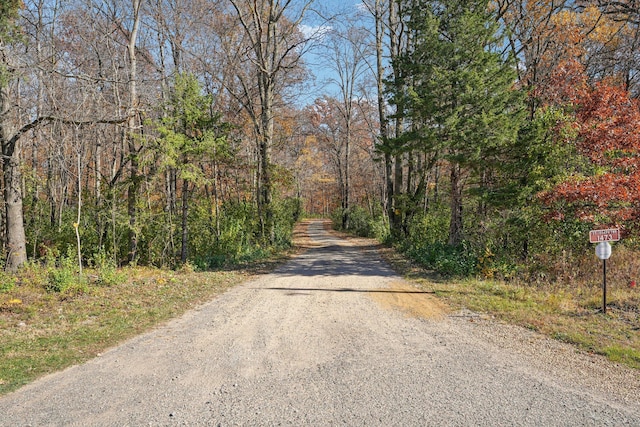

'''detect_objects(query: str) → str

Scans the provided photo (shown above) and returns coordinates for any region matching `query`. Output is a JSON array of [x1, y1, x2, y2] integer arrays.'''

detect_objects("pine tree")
[[156, 73, 230, 264], [391, 0, 524, 246]]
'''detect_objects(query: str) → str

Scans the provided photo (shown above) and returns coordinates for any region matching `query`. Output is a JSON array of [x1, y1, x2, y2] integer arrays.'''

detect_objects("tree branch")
[[4, 115, 128, 158]]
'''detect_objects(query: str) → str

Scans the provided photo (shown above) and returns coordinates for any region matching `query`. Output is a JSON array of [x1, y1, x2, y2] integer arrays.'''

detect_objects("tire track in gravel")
[[0, 219, 638, 426]]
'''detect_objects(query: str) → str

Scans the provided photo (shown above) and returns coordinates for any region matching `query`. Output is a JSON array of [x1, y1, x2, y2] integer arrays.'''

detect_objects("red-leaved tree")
[[540, 60, 640, 228]]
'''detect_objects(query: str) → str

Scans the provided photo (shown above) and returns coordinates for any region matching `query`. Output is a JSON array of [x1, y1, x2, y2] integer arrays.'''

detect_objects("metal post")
[[603, 258, 607, 314]]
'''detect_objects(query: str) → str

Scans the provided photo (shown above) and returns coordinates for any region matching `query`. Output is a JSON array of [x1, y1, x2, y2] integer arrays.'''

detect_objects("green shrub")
[[45, 251, 87, 294], [331, 206, 389, 241], [0, 271, 16, 293], [96, 266, 126, 287], [401, 212, 478, 277], [193, 254, 226, 270], [347, 206, 375, 237], [91, 250, 126, 287], [46, 268, 88, 295], [46, 267, 75, 293], [406, 241, 477, 277]]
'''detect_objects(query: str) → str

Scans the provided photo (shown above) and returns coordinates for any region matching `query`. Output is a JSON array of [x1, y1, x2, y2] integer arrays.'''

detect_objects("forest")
[[1, 0, 639, 283]]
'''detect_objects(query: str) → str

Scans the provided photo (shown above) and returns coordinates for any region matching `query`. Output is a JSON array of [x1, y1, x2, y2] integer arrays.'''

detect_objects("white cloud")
[[299, 24, 333, 40]]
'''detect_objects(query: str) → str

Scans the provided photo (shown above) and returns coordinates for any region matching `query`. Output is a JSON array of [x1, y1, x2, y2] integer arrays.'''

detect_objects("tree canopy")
[[0, 0, 637, 278]]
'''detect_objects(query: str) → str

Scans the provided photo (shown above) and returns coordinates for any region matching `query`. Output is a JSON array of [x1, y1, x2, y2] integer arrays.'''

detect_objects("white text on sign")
[[589, 228, 620, 244]]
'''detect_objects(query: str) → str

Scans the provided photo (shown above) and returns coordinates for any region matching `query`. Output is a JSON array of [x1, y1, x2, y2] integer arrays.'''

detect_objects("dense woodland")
[[1, 0, 639, 279]]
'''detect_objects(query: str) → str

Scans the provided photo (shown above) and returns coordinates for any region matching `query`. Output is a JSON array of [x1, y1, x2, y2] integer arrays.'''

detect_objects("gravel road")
[[1, 219, 639, 426]]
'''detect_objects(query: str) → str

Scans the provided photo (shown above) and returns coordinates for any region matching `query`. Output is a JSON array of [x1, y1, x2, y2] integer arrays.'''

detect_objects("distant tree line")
[[1, 0, 639, 279]]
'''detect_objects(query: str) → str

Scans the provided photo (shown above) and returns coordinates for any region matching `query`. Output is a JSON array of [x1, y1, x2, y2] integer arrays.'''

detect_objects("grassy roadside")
[[375, 243, 640, 370], [322, 221, 639, 370], [0, 253, 290, 397], [1, 219, 637, 397]]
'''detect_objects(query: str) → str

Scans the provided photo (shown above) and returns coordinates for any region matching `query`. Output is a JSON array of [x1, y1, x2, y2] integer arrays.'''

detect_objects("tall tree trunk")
[[0, 3, 27, 271], [342, 125, 351, 230], [385, 152, 394, 229], [388, 0, 406, 238], [392, 151, 403, 231], [369, 0, 392, 227], [1, 139, 27, 271], [448, 163, 463, 246], [0, 75, 27, 271], [180, 179, 189, 264], [258, 35, 275, 243], [126, 0, 142, 263]]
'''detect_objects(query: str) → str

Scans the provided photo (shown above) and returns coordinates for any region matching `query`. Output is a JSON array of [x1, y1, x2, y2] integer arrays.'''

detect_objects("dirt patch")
[[370, 280, 448, 320], [292, 219, 325, 250], [314, 220, 448, 320]]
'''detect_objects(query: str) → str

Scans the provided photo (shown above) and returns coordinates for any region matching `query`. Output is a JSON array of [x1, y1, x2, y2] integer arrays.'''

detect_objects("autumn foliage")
[[541, 60, 640, 227]]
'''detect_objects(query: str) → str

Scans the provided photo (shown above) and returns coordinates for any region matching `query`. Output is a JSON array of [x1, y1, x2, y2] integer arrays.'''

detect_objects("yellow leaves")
[[477, 246, 496, 279], [582, 6, 628, 45], [549, 6, 627, 56], [0, 298, 22, 313], [503, 0, 633, 85]]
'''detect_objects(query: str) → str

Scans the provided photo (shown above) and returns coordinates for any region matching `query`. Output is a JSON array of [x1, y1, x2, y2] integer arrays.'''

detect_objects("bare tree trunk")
[[364, 0, 393, 228], [388, 0, 406, 237], [448, 163, 463, 246], [74, 143, 83, 275], [126, 0, 143, 263], [343, 130, 350, 230], [180, 178, 189, 264], [1, 135, 27, 270], [0, 69, 27, 271], [0, 1, 27, 270]]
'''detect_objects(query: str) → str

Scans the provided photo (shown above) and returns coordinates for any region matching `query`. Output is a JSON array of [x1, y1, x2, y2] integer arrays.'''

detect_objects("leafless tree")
[[226, 0, 316, 241], [320, 19, 374, 229]]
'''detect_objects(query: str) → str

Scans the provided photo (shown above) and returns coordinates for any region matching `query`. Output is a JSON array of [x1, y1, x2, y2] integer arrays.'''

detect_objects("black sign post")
[[595, 241, 612, 314], [602, 258, 607, 314]]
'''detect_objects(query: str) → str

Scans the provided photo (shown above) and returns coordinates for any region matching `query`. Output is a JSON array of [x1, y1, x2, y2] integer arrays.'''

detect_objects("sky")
[[298, 0, 372, 105]]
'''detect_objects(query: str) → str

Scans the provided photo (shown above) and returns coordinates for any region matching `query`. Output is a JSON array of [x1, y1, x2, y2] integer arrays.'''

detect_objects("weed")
[[602, 346, 640, 369], [95, 266, 126, 287], [44, 249, 89, 295], [0, 272, 16, 293], [89, 250, 127, 287]]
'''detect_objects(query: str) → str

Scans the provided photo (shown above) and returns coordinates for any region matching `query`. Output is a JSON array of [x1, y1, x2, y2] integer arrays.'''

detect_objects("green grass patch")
[[0, 265, 266, 396], [602, 346, 640, 369], [377, 242, 640, 371]]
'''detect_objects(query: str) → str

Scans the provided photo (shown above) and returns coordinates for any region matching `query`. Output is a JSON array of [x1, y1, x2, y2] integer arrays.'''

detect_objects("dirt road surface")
[[1, 219, 639, 426]]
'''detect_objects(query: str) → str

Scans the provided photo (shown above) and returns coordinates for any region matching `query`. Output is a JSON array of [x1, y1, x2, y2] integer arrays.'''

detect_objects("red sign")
[[589, 228, 620, 243]]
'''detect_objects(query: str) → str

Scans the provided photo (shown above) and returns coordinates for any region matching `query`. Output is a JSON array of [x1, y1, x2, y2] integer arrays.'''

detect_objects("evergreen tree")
[[156, 73, 230, 264], [391, 0, 524, 246]]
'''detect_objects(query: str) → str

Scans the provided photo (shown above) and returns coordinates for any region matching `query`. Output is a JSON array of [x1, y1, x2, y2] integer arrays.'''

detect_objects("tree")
[[226, 0, 315, 242], [360, 0, 393, 224], [0, 0, 28, 271], [321, 21, 373, 229], [156, 73, 230, 264], [541, 61, 640, 227], [393, 0, 524, 246], [125, 0, 144, 263]]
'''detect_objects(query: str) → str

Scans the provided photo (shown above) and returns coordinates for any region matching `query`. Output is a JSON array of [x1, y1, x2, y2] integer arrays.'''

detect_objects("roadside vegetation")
[[0, 253, 293, 397], [332, 214, 640, 371], [1, 0, 639, 399]]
